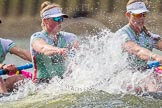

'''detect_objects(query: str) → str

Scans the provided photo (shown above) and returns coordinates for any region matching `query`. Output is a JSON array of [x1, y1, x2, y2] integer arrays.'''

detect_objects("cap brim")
[[130, 10, 150, 14], [48, 14, 68, 18]]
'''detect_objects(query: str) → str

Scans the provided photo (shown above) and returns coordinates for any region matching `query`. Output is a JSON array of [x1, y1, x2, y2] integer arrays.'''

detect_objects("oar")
[[16, 63, 33, 71], [0, 63, 33, 78], [147, 61, 160, 69], [147, 61, 162, 75]]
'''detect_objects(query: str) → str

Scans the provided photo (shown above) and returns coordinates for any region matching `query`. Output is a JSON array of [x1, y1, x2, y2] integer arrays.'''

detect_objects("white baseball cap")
[[126, 2, 149, 14], [41, 7, 68, 19]]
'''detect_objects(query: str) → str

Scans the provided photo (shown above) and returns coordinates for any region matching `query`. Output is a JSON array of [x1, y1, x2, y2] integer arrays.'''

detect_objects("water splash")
[[0, 20, 156, 104]]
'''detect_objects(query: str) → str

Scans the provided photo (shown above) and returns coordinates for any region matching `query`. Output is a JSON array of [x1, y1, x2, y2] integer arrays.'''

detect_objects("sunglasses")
[[52, 17, 64, 22], [131, 13, 147, 18]]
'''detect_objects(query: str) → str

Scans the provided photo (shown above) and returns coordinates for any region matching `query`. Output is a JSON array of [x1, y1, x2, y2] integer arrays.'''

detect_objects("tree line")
[[0, 0, 161, 17]]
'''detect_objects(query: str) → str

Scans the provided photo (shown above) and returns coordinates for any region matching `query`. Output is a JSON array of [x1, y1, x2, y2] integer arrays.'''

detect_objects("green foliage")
[[0, 0, 161, 17]]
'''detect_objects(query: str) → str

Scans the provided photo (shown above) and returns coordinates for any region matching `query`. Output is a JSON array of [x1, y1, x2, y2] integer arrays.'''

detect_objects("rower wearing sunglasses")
[[30, 1, 79, 83], [116, 0, 162, 92]]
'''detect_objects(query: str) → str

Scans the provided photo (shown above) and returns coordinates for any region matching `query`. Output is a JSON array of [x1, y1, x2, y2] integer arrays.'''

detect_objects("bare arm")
[[32, 39, 67, 56], [156, 40, 162, 51], [10, 46, 32, 62], [123, 41, 162, 63]]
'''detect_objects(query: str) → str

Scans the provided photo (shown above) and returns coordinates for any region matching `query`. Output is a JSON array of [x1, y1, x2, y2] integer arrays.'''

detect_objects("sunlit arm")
[[10, 46, 32, 62], [32, 39, 65, 56], [123, 41, 162, 63], [156, 40, 162, 51]]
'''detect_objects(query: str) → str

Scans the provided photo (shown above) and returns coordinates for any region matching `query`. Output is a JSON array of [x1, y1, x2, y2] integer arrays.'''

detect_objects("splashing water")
[[0, 18, 158, 107], [1, 29, 151, 102]]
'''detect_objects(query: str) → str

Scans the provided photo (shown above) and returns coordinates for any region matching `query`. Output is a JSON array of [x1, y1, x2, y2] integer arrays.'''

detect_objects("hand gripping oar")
[[0, 63, 33, 78]]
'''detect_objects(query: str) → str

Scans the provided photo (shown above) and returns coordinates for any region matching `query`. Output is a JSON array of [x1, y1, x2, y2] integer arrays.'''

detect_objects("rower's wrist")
[[150, 53, 154, 61]]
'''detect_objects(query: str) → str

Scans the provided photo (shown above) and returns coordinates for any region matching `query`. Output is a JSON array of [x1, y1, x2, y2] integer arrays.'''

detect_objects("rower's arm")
[[10, 46, 32, 62], [32, 39, 66, 56], [156, 40, 162, 51], [123, 41, 162, 62]]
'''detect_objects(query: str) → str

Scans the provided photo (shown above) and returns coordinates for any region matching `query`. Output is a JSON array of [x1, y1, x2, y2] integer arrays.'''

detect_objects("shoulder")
[[30, 31, 45, 45], [0, 38, 16, 52], [31, 32, 43, 38], [60, 31, 77, 38], [115, 25, 129, 34], [115, 25, 134, 42], [0, 38, 13, 44], [31, 31, 45, 41], [148, 31, 161, 40], [0, 38, 15, 47], [60, 31, 77, 41], [115, 25, 132, 38]]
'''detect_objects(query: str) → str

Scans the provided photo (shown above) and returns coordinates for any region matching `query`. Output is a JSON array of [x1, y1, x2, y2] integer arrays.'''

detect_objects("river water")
[[1, 18, 162, 108]]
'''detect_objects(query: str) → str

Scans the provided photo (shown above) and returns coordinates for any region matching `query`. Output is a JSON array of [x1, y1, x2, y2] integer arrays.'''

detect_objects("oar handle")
[[147, 61, 162, 75], [0, 63, 33, 75], [147, 61, 160, 69], [17, 63, 33, 70]]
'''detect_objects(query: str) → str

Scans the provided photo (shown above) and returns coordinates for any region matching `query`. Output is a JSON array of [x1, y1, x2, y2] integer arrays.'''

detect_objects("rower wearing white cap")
[[116, 0, 162, 92], [0, 20, 32, 94], [30, 1, 79, 83]]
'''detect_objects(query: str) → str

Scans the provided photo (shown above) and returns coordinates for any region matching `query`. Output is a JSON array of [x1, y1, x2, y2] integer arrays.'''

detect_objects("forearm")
[[32, 39, 64, 56], [19, 50, 32, 62], [123, 41, 153, 61], [40, 45, 61, 56], [10, 47, 32, 62], [125, 44, 162, 62], [134, 48, 152, 61]]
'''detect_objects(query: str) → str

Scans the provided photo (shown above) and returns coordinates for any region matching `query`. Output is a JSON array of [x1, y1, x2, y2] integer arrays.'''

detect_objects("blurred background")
[[1, 1, 162, 107], [0, 0, 162, 38]]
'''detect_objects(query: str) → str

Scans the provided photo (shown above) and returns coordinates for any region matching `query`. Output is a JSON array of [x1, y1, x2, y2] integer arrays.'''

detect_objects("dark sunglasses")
[[52, 17, 64, 22], [131, 12, 147, 18]]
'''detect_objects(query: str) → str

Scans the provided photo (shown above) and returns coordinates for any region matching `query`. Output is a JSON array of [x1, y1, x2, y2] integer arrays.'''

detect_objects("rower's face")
[[44, 17, 63, 34], [128, 12, 147, 30], [48, 19, 61, 33]]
